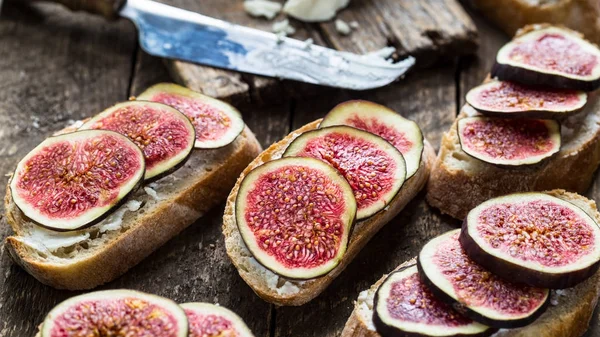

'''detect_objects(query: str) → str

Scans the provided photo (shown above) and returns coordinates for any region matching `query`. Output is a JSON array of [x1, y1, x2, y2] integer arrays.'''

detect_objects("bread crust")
[[222, 120, 435, 306], [468, 0, 600, 44], [342, 190, 600, 337], [5, 127, 262, 290], [428, 60, 600, 220]]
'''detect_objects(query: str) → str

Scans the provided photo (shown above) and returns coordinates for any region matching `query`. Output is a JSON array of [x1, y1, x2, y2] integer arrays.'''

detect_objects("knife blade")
[[14, 0, 415, 89], [120, 0, 414, 90]]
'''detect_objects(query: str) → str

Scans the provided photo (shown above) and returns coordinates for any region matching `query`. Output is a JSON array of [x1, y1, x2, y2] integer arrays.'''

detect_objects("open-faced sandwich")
[[35, 289, 255, 337], [223, 100, 435, 306], [5, 83, 261, 290], [427, 24, 600, 219], [343, 190, 600, 337]]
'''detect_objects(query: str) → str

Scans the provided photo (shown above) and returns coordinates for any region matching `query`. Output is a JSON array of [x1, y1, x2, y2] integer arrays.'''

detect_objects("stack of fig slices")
[[9, 83, 244, 232], [38, 289, 255, 337], [373, 191, 600, 337], [459, 25, 600, 167], [235, 100, 424, 280]]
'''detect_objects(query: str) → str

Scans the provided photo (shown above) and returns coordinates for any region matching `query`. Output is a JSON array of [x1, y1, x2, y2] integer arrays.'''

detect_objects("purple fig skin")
[[491, 62, 600, 92], [373, 265, 497, 337], [459, 220, 600, 289], [416, 258, 549, 329]]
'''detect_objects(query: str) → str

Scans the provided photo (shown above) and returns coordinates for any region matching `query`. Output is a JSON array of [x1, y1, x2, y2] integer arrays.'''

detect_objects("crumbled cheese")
[[246, 257, 302, 295], [243, 0, 282, 20], [144, 186, 162, 201], [272, 19, 296, 36], [283, 0, 351, 22], [303, 38, 314, 50], [97, 200, 142, 233], [349, 21, 359, 29], [335, 19, 352, 35], [24, 227, 90, 252]]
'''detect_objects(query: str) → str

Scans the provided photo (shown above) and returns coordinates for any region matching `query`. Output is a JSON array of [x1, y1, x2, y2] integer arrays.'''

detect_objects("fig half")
[[284, 126, 406, 220], [10, 130, 145, 232], [373, 264, 494, 337], [181, 303, 255, 337], [460, 193, 600, 289], [136, 83, 245, 149], [457, 117, 560, 167], [40, 289, 188, 337], [320, 100, 424, 179], [235, 157, 357, 279], [418, 229, 549, 328], [80, 101, 196, 181], [465, 81, 587, 119], [493, 26, 600, 91]]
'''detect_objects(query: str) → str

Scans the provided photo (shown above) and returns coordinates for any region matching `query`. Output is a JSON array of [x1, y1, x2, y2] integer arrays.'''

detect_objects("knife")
[[12, 0, 415, 90]]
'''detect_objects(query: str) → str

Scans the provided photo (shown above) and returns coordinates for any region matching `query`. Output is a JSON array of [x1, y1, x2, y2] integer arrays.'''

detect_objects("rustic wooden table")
[[0, 1, 598, 336]]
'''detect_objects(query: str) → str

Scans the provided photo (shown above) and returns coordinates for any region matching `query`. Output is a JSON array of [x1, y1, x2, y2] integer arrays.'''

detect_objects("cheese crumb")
[[243, 0, 282, 20], [335, 19, 351, 35], [272, 19, 296, 36], [283, 0, 351, 22]]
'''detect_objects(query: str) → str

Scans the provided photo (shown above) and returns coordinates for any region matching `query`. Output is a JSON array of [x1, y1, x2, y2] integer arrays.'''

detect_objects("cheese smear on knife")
[[283, 0, 351, 22]]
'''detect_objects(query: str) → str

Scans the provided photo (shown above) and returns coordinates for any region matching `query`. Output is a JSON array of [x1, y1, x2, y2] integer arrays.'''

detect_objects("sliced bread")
[[222, 120, 436, 306], [468, 0, 600, 44], [343, 189, 600, 337], [4, 123, 261, 290], [427, 89, 600, 219]]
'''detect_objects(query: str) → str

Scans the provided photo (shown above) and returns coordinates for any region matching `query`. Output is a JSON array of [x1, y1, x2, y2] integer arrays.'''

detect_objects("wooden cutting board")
[[159, 0, 479, 105]]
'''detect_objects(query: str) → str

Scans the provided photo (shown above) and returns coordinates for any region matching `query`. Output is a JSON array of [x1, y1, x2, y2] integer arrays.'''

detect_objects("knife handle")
[[20, 0, 126, 19]]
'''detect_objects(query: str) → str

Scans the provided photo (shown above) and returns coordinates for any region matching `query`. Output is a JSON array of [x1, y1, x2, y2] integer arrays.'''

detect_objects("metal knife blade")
[[120, 0, 415, 90]]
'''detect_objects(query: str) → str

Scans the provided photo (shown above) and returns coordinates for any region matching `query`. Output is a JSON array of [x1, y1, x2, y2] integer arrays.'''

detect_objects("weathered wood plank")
[[0, 3, 137, 336], [161, 0, 477, 104], [275, 65, 458, 337]]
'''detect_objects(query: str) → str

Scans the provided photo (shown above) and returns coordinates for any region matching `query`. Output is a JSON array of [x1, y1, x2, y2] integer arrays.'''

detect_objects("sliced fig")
[[181, 303, 255, 337], [283, 126, 406, 220], [40, 289, 188, 337], [418, 229, 549, 328], [136, 83, 245, 149], [373, 264, 494, 337], [235, 157, 356, 279], [460, 193, 600, 289], [10, 130, 145, 231], [465, 80, 587, 119], [493, 26, 600, 91], [457, 116, 560, 167], [80, 101, 195, 181], [320, 100, 424, 179]]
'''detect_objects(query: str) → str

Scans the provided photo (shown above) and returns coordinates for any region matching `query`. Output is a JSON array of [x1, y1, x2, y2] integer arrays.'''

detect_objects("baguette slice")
[[427, 87, 600, 219], [4, 123, 261, 290], [343, 189, 600, 337], [468, 0, 600, 44], [223, 120, 436, 306]]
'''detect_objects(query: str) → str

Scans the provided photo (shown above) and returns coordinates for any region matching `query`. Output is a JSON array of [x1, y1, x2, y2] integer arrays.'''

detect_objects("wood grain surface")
[[0, 1, 598, 337], [156, 0, 478, 105]]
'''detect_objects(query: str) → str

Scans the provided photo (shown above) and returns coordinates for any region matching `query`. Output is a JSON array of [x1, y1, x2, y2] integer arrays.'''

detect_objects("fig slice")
[[374, 264, 495, 337], [418, 229, 550, 328], [465, 80, 587, 119], [10, 130, 145, 232], [460, 193, 600, 289], [457, 116, 560, 167], [320, 100, 424, 179], [136, 83, 245, 149], [40, 289, 188, 337], [80, 101, 195, 181], [283, 126, 407, 220], [181, 303, 255, 337], [235, 157, 356, 279], [493, 26, 600, 91]]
